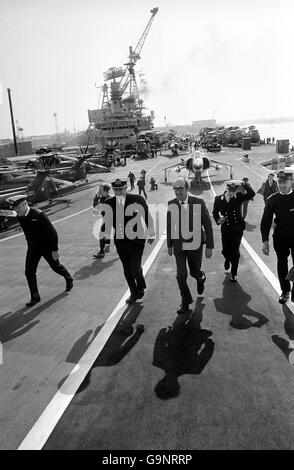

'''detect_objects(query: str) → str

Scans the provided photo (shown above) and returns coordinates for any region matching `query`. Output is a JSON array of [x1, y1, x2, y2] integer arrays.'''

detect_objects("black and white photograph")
[[1, 0, 294, 453]]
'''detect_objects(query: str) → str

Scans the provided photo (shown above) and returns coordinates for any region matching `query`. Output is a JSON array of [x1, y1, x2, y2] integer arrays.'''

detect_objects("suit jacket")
[[167, 195, 214, 253], [263, 179, 279, 202], [103, 193, 154, 245]]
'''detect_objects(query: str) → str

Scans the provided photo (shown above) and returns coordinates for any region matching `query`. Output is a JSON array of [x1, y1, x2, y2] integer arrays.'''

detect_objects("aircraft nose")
[[193, 157, 203, 170]]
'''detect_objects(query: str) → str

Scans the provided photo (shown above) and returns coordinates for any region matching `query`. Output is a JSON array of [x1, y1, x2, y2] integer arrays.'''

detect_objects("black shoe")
[[26, 296, 41, 307], [224, 259, 230, 270], [126, 293, 138, 304], [65, 278, 73, 292], [279, 291, 290, 304], [93, 250, 105, 259], [177, 303, 189, 314], [197, 272, 206, 295], [136, 289, 145, 299], [230, 275, 237, 283], [291, 290, 294, 303]]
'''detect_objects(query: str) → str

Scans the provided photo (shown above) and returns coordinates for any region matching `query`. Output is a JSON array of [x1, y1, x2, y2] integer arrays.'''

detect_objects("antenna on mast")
[[53, 112, 61, 146], [7, 88, 18, 155]]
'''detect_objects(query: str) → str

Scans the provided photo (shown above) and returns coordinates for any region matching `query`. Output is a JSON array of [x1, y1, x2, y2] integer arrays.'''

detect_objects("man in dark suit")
[[102, 179, 155, 304], [262, 173, 279, 204], [7, 194, 73, 307], [167, 177, 214, 314], [213, 180, 255, 282]]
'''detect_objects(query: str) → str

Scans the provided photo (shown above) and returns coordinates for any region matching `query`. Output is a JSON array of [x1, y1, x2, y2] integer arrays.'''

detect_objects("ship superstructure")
[[87, 7, 158, 150]]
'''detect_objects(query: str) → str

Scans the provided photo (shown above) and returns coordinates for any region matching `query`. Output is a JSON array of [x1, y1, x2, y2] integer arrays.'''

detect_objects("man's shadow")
[[272, 305, 294, 362], [65, 325, 104, 364], [0, 292, 68, 343], [58, 303, 145, 394], [152, 298, 214, 400], [213, 275, 269, 329], [73, 257, 119, 280]]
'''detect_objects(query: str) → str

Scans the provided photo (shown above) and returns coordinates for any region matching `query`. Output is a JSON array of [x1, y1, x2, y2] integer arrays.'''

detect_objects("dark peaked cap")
[[111, 178, 127, 188], [7, 194, 27, 207], [225, 180, 242, 189], [277, 170, 293, 181]]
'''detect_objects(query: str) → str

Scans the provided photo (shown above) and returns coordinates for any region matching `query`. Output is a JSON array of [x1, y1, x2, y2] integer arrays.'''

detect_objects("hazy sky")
[[0, 0, 294, 139]]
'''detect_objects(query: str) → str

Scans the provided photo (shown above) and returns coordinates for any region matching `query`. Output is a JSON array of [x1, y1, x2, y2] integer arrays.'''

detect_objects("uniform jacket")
[[128, 173, 135, 182], [167, 195, 214, 253], [137, 179, 145, 189], [103, 193, 154, 245], [260, 191, 294, 242], [212, 183, 255, 231], [17, 208, 58, 251]]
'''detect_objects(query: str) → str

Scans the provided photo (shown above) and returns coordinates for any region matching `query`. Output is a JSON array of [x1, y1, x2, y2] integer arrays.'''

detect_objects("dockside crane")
[[119, 7, 159, 100]]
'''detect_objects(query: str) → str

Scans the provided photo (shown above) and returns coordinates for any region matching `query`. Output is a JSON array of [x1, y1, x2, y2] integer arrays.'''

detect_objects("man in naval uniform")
[[102, 179, 155, 304], [7, 195, 73, 307], [167, 177, 214, 314], [92, 182, 112, 259], [260, 170, 294, 304], [213, 180, 255, 282]]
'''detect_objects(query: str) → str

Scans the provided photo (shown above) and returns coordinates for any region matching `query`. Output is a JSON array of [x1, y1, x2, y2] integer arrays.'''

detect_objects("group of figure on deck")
[[6, 167, 294, 312]]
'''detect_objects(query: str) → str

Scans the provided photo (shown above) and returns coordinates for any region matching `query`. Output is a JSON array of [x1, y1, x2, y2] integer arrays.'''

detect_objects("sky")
[[0, 0, 294, 139]]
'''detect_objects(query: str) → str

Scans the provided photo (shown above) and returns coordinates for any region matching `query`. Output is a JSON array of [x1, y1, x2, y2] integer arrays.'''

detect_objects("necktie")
[[180, 201, 188, 237], [117, 198, 124, 239]]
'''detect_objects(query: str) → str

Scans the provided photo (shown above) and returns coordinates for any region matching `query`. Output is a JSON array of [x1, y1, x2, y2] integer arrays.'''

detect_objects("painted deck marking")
[[18, 232, 166, 450], [0, 156, 166, 244], [206, 170, 294, 316]]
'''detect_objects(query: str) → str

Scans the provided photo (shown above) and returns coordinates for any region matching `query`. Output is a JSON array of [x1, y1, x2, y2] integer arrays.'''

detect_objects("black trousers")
[[25, 248, 73, 297], [242, 200, 249, 219], [174, 246, 203, 304], [273, 237, 294, 293], [116, 241, 146, 294], [138, 187, 147, 199], [221, 227, 243, 276], [99, 222, 110, 251]]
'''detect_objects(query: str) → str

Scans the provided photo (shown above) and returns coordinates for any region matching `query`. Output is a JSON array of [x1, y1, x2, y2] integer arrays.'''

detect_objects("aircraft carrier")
[[1, 143, 294, 451]]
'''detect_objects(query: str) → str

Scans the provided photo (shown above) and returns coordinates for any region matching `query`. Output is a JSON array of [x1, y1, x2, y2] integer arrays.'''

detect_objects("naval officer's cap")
[[225, 179, 242, 189], [111, 178, 127, 188], [7, 194, 27, 208], [277, 170, 293, 181]]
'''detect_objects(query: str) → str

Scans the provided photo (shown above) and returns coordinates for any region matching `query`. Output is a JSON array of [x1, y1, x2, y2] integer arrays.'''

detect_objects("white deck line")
[[225, 147, 269, 179], [0, 156, 166, 244], [0, 207, 93, 243], [18, 232, 166, 450], [206, 170, 294, 315]]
